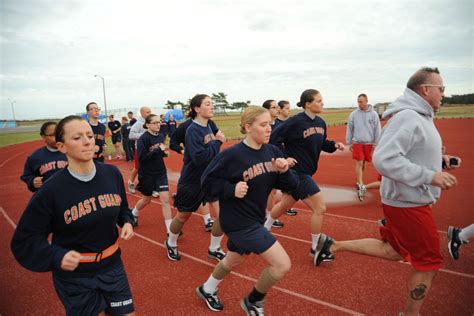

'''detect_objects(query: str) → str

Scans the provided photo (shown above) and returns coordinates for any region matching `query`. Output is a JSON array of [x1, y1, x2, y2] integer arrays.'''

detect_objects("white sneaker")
[[128, 181, 136, 193], [152, 191, 159, 198]]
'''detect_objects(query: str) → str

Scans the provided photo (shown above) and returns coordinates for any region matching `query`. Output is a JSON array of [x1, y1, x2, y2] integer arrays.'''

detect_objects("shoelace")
[[250, 301, 264, 315]]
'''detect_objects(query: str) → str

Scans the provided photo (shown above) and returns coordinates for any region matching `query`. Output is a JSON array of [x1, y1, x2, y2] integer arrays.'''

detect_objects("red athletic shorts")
[[379, 204, 443, 271], [352, 144, 373, 162], [134, 151, 139, 169]]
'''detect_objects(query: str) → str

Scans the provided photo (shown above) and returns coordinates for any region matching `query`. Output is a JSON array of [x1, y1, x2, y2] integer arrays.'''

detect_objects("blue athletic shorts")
[[53, 263, 134, 316], [227, 225, 277, 255], [286, 173, 320, 201], [173, 182, 204, 212], [136, 172, 168, 196]]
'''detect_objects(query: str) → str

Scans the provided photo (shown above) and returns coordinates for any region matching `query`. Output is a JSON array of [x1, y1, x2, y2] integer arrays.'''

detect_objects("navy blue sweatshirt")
[[121, 122, 131, 138], [11, 162, 133, 278], [137, 131, 167, 176], [167, 119, 177, 136], [201, 142, 299, 233], [90, 122, 106, 160], [170, 118, 219, 154], [159, 120, 168, 138], [178, 121, 222, 185], [20, 147, 68, 192], [270, 112, 337, 175]]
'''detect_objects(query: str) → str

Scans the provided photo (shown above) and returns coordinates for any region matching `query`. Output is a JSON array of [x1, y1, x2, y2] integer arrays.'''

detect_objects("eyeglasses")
[[420, 84, 445, 93], [88, 107, 101, 111]]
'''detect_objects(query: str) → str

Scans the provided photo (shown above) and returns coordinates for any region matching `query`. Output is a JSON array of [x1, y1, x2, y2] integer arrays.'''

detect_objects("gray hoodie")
[[345, 104, 381, 145], [373, 88, 442, 207]]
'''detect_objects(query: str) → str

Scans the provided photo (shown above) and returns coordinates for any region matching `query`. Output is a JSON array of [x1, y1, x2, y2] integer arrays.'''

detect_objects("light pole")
[[94, 74, 108, 117], [8, 99, 16, 121]]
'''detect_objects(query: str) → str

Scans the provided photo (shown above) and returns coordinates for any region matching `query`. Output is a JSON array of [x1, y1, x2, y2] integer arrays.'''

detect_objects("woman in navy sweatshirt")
[[165, 94, 226, 262], [130, 114, 173, 236], [264, 89, 345, 266], [11, 115, 135, 316], [20, 121, 68, 192], [196, 106, 299, 315]]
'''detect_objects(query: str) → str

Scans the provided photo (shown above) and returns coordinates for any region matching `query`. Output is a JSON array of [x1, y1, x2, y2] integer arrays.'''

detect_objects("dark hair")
[[278, 100, 289, 109], [407, 67, 440, 91], [188, 94, 210, 119], [296, 89, 320, 108], [86, 102, 97, 111], [40, 121, 57, 136], [358, 94, 368, 99], [143, 114, 159, 129], [109, 114, 114, 119], [122, 116, 128, 122], [262, 100, 275, 109], [127, 111, 133, 115], [55, 115, 85, 143]]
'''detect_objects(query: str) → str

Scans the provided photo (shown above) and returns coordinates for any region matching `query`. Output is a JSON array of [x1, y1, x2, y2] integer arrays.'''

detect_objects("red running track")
[[0, 119, 472, 315]]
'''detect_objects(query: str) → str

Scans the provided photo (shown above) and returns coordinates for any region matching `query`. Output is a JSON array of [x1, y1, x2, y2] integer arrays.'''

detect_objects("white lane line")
[[0, 151, 26, 168], [125, 195, 474, 279], [0, 206, 17, 229], [134, 231, 364, 315]]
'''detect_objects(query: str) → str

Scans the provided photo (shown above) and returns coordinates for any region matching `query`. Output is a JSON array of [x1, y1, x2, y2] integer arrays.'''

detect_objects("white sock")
[[165, 219, 172, 234], [209, 235, 223, 251], [168, 232, 180, 247], [264, 215, 276, 231], [203, 275, 222, 294], [312, 233, 321, 250], [203, 213, 211, 224], [459, 224, 474, 242], [132, 207, 139, 217]]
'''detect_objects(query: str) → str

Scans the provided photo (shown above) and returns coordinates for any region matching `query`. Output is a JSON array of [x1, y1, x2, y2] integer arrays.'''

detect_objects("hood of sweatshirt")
[[382, 88, 434, 120]]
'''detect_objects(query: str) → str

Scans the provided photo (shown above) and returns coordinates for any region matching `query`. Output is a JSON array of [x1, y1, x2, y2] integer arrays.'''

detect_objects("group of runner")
[[12, 66, 472, 316]]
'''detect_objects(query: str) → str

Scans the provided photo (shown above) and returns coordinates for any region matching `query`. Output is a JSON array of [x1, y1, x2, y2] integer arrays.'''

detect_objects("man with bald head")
[[128, 106, 152, 194], [315, 67, 461, 315]]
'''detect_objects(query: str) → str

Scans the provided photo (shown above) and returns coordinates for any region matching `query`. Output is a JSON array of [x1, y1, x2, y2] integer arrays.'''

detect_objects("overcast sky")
[[1, 0, 473, 119]]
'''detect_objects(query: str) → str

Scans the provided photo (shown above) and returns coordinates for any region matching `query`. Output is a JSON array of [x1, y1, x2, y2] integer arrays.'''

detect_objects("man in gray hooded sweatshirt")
[[314, 67, 460, 316], [346, 93, 381, 200]]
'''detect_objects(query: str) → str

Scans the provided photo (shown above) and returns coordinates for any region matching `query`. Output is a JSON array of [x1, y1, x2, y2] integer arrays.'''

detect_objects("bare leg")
[[405, 270, 437, 316], [159, 191, 172, 220], [331, 238, 402, 261], [355, 160, 364, 184], [129, 168, 138, 184], [302, 192, 326, 235], [365, 181, 381, 190]]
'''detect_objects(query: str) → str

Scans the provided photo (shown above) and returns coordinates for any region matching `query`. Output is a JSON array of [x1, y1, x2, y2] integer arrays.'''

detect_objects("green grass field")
[[2, 105, 473, 149]]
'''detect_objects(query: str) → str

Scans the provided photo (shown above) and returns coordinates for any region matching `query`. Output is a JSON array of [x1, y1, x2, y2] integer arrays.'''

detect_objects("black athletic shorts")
[[136, 172, 169, 196], [227, 224, 277, 255], [285, 173, 320, 201], [111, 133, 122, 144], [53, 263, 134, 316], [173, 181, 205, 212]]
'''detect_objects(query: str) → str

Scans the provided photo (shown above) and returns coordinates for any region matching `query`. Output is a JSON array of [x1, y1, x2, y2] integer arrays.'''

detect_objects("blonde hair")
[[240, 106, 269, 134]]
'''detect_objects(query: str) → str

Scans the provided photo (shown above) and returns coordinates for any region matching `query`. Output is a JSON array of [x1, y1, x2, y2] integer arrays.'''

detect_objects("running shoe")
[[208, 247, 226, 261], [128, 181, 136, 193], [285, 209, 297, 216], [205, 218, 215, 232], [240, 296, 264, 316], [196, 285, 224, 312]]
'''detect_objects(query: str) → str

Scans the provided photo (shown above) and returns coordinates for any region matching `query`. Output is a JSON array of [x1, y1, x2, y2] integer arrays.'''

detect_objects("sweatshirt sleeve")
[[116, 172, 134, 227], [201, 153, 236, 199], [270, 120, 290, 152], [137, 135, 160, 162], [373, 112, 382, 144], [129, 121, 142, 141], [321, 126, 337, 153], [185, 128, 222, 166], [209, 120, 219, 135], [373, 117, 435, 186], [272, 147, 300, 191], [11, 192, 69, 272], [170, 124, 185, 154], [20, 155, 37, 192], [345, 113, 354, 145]]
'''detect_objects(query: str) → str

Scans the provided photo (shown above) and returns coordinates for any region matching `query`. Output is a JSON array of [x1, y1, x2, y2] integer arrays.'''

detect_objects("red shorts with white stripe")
[[379, 204, 443, 271], [352, 144, 373, 162]]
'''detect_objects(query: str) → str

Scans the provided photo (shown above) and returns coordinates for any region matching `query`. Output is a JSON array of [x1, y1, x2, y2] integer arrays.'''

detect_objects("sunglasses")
[[420, 84, 445, 93]]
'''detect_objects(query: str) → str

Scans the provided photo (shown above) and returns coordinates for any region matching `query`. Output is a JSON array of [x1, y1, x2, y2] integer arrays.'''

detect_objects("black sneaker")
[[167, 231, 184, 238], [164, 239, 181, 261], [205, 218, 215, 232], [196, 285, 224, 312], [285, 209, 297, 216], [314, 234, 335, 266], [240, 296, 264, 316], [310, 247, 335, 261], [448, 226, 465, 260], [208, 247, 226, 261], [377, 218, 387, 227], [272, 219, 284, 228], [131, 215, 139, 228]]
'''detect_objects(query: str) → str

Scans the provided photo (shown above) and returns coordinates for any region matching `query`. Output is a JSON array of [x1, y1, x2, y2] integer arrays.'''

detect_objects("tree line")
[[442, 93, 474, 104], [165, 92, 251, 113]]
